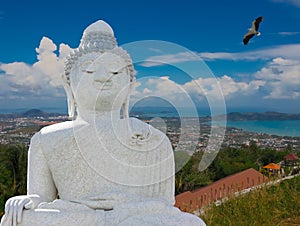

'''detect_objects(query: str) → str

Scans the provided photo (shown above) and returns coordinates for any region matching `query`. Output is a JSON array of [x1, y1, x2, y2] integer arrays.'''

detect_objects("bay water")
[[221, 120, 300, 137]]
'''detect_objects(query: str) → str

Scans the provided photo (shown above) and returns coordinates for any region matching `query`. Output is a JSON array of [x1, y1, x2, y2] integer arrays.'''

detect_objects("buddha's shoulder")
[[40, 121, 74, 135], [29, 121, 75, 148], [31, 121, 75, 142]]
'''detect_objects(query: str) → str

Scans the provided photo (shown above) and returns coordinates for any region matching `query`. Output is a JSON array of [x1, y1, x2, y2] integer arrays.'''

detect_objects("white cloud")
[[278, 32, 300, 36], [254, 57, 300, 99], [0, 37, 72, 105], [139, 52, 199, 67], [142, 88, 152, 94], [181, 75, 265, 100], [34, 37, 71, 87], [139, 76, 185, 96], [1, 37, 299, 112], [148, 48, 163, 53], [132, 76, 198, 108], [132, 56, 300, 110], [132, 74, 264, 109], [140, 44, 300, 67], [202, 44, 300, 61]]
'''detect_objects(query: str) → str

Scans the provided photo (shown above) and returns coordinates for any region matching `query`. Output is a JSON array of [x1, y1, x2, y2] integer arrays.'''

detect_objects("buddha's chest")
[[42, 133, 155, 182]]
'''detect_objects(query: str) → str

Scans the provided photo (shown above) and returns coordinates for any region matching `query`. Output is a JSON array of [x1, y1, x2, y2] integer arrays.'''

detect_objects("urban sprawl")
[[1, 113, 299, 153]]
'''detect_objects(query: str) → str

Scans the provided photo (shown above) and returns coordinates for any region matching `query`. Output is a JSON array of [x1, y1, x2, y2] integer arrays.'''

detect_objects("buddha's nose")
[[87, 65, 111, 83], [94, 68, 112, 82]]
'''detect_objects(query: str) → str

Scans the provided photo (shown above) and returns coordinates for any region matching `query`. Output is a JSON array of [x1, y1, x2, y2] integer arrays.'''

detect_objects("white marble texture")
[[0, 20, 206, 226]]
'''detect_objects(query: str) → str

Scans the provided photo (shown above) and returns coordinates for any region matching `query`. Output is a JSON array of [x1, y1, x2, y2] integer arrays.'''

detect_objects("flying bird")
[[243, 16, 263, 45]]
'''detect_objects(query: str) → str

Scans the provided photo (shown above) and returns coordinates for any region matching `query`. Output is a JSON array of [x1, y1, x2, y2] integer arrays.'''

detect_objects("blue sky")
[[0, 0, 300, 114]]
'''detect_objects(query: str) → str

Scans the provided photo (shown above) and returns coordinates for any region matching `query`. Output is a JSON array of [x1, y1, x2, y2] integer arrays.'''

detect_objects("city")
[[1, 109, 299, 153]]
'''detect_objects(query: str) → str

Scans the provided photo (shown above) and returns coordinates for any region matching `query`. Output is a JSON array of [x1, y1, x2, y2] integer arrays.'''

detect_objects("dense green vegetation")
[[0, 144, 28, 217], [175, 141, 291, 194], [201, 175, 300, 226]]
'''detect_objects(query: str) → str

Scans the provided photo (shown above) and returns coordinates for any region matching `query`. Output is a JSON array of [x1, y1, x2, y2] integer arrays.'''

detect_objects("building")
[[284, 153, 299, 166], [175, 168, 268, 213], [263, 162, 281, 176]]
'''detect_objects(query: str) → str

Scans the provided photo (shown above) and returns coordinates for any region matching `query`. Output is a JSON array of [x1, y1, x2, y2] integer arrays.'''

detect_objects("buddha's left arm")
[[27, 132, 57, 205]]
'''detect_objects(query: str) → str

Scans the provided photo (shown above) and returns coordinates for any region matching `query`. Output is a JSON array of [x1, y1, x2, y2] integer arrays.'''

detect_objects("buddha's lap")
[[6, 206, 204, 226]]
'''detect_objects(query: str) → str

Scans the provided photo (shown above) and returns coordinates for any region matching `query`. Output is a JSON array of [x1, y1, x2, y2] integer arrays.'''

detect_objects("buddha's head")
[[63, 20, 135, 118]]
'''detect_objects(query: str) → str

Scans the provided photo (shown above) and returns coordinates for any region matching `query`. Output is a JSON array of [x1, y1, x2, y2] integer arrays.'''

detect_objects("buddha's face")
[[70, 52, 130, 113]]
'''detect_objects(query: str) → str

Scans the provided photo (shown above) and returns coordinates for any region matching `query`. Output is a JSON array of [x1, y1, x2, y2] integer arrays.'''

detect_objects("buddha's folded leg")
[[1, 199, 206, 226], [105, 200, 206, 226]]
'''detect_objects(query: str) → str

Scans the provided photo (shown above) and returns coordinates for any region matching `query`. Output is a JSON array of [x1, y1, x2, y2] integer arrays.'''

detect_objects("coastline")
[[1, 107, 300, 137]]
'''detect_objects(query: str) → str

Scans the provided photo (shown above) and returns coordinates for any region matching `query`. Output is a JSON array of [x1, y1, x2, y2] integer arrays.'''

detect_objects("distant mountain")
[[213, 111, 300, 121], [22, 109, 50, 117], [1, 108, 300, 121], [0, 109, 66, 118]]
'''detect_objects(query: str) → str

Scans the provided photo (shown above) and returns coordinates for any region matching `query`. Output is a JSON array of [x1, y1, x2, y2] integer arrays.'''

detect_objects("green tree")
[[0, 144, 28, 217], [175, 151, 212, 194]]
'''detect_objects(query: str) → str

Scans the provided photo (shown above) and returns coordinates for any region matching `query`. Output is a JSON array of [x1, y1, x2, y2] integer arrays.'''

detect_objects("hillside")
[[201, 175, 300, 226]]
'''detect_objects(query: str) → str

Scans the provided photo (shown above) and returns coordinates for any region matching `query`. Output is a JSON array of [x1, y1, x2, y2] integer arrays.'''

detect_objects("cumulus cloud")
[[0, 37, 72, 106], [131, 73, 264, 110], [136, 44, 300, 111], [131, 76, 200, 109], [132, 56, 300, 110], [1, 37, 299, 111], [254, 57, 300, 99]]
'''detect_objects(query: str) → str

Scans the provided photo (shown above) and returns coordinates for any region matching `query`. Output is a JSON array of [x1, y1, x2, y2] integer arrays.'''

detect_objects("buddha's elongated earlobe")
[[122, 77, 136, 119], [122, 98, 129, 119], [61, 74, 76, 118], [67, 89, 76, 119]]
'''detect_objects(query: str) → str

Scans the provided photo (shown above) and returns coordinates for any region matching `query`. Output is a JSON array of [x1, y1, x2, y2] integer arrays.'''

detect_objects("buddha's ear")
[[61, 74, 76, 119]]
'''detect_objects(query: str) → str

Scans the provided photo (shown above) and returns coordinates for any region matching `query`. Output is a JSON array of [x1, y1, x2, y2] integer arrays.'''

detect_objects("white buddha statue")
[[1, 20, 205, 226]]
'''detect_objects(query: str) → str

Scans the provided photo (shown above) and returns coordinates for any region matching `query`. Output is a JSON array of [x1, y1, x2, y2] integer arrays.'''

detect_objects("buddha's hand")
[[1, 194, 40, 226]]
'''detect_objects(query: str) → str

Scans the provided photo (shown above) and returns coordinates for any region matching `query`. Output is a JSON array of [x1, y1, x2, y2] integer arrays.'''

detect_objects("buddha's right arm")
[[27, 132, 57, 204]]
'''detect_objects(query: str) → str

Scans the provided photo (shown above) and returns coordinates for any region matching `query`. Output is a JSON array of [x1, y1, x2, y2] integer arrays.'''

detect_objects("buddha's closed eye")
[[86, 70, 95, 74], [80, 61, 93, 72]]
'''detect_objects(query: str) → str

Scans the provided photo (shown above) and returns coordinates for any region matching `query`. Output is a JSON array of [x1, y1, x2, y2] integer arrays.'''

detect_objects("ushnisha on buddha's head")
[[62, 20, 136, 119]]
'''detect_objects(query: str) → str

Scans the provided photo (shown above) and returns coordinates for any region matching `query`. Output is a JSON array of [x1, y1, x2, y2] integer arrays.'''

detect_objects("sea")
[[130, 107, 300, 137], [218, 120, 300, 137]]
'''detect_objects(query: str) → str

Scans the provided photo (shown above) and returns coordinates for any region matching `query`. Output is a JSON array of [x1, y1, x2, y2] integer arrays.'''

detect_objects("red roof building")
[[284, 153, 299, 161], [175, 168, 268, 213], [284, 153, 299, 166]]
